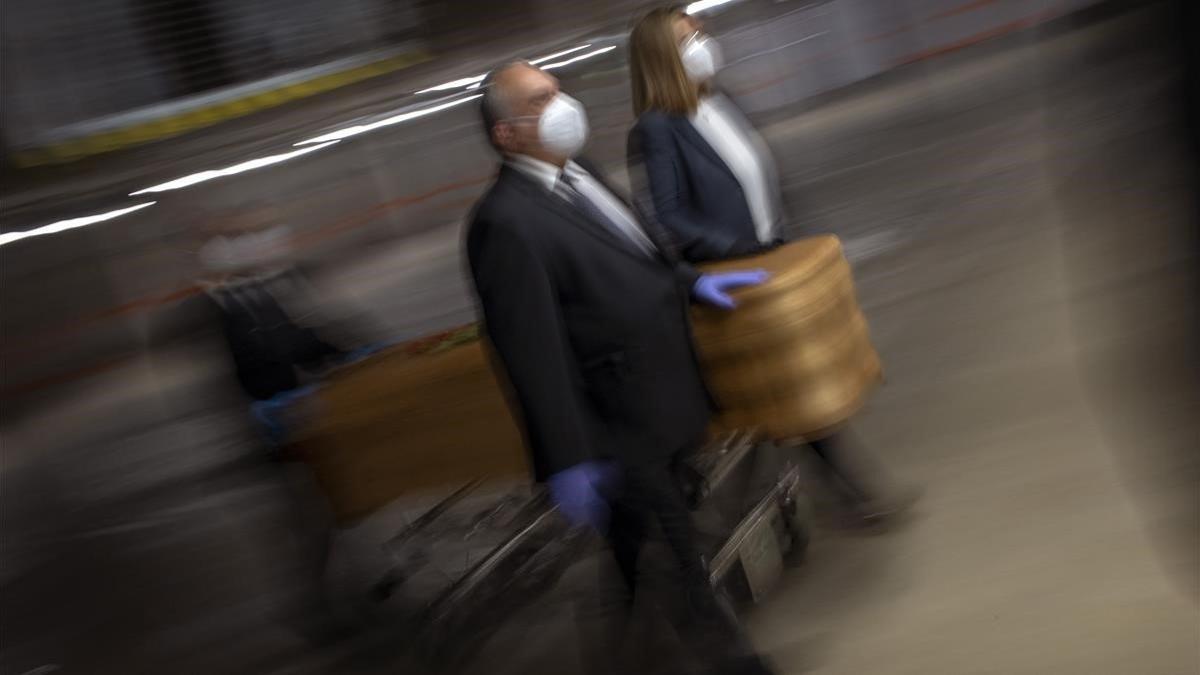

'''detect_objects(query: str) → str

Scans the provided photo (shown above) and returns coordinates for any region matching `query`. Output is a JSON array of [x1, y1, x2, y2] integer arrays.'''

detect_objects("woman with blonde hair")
[[628, 6, 918, 526], [627, 5, 783, 262]]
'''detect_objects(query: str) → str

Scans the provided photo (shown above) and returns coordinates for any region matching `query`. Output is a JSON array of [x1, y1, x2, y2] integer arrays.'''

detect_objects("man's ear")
[[492, 121, 514, 150]]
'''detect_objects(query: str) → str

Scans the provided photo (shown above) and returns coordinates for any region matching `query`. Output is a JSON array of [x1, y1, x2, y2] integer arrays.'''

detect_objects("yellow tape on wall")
[[14, 51, 430, 168]]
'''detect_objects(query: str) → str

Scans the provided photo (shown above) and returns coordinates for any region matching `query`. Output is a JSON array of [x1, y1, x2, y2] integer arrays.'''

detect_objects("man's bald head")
[[479, 61, 562, 161]]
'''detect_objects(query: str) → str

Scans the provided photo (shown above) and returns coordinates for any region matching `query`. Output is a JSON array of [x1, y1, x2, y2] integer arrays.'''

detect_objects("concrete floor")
[[736, 10, 1200, 673], [1, 2, 1196, 674], [740, 8, 1200, 673]]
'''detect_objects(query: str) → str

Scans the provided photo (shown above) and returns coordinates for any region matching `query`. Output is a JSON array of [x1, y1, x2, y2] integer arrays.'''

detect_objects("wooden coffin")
[[295, 237, 879, 522], [693, 236, 882, 440], [293, 328, 529, 523]]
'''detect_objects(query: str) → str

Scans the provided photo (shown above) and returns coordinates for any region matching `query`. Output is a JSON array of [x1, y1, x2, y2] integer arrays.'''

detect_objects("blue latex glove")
[[251, 384, 318, 445], [692, 269, 770, 310], [344, 342, 391, 363], [547, 461, 619, 532]]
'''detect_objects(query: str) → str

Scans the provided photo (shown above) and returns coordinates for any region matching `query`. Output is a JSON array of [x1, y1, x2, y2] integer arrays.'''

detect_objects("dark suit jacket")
[[628, 102, 783, 263], [466, 160, 712, 480]]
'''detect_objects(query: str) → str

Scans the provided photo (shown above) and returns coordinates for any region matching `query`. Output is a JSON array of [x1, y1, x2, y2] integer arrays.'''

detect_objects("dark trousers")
[[580, 450, 763, 675], [807, 433, 877, 506], [609, 455, 710, 594]]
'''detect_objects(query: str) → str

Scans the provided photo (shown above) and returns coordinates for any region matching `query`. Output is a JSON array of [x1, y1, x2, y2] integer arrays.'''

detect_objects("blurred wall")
[[722, 0, 1105, 115], [1, 0, 1108, 150], [2, 0, 1125, 404], [0, 0, 173, 140], [0, 0, 424, 146]]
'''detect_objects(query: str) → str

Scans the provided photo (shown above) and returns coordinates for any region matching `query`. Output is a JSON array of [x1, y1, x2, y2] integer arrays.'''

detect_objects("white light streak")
[[540, 45, 617, 71], [130, 142, 341, 195], [0, 202, 157, 247], [295, 94, 483, 145], [687, 0, 741, 15], [529, 44, 593, 65], [416, 74, 486, 95], [412, 44, 594, 95]]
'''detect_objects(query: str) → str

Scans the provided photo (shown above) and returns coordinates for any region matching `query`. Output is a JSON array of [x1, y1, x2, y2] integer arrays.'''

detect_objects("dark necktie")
[[558, 172, 654, 256]]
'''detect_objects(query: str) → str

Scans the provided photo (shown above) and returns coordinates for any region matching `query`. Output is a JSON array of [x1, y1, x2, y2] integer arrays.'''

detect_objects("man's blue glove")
[[547, 461, 619, 533], [692, 269, 770, 310]]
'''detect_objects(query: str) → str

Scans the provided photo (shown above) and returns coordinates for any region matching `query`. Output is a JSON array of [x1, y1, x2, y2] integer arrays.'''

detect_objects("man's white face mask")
[[681, 33, 723, 83], [510, 93, 590, 159]]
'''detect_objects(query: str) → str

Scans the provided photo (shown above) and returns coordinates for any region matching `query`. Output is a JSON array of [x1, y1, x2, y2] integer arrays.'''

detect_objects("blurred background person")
[[195, 204, 383, 443], [194, 204, 386, 641], [627, 5, 915, 528], [198, 206, 343, 404]]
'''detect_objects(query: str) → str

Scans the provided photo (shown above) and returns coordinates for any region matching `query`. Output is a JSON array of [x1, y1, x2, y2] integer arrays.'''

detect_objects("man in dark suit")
[[466, 61, 774, 675]]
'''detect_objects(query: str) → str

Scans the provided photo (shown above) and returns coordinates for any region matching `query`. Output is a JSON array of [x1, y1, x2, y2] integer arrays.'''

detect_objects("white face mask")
[[535, 93, 589, 158], [681, 33, 723, 83], [199, 224, 292, 274]]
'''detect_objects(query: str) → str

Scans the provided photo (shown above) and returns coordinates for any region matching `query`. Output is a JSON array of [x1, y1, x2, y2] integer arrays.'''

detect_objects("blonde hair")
[[629, 7, 699, 117]]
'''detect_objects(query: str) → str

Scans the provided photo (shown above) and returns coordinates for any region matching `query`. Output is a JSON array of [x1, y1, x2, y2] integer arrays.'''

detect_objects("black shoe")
[[858, 484, 923, 528]]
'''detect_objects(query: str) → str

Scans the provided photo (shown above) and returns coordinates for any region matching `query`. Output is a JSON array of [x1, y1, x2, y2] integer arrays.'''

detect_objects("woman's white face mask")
[[680, 33, 723, 83]]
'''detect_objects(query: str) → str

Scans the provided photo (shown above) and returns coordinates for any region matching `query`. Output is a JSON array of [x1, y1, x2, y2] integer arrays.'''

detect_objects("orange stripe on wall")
[[931, 0, 1003, 22], [4, 175, 493, 372], [892, 10, 1059, 66], [2, 354, 134, 400]]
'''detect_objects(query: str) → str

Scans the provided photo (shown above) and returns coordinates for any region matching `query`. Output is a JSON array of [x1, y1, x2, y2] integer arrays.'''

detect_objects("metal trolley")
[[278, 419, 812, 671]]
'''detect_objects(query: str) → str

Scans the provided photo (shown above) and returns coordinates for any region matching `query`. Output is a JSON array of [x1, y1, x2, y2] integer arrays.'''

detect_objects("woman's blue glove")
[[547, 461, 619, 533], [692, 269, 770, 310]]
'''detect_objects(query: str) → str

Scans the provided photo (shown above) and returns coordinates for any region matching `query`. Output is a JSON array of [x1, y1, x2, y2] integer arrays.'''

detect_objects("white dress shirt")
[[689, 95, 779, 243], [508, 154, 656, 255]]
